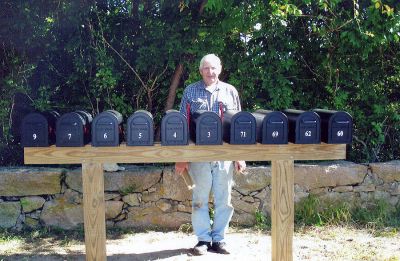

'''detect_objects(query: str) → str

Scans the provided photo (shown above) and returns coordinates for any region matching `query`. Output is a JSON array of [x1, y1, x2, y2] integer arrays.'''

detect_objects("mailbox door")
[[329, 113, 352, 144], [199, 121, 218, 144], [265, 118, 286, 144], [21, 114, 48, 147], [129, 116, 152, 145], [198, 116, 221, 145], [57, 121, 82, 146], [56, 113, 84, 147], [161, 113, 188, 145], [232, 114, 256, 144], [297, 113, 320, 144], [94, 117, 117, 146], [166, 121, 184, 143]]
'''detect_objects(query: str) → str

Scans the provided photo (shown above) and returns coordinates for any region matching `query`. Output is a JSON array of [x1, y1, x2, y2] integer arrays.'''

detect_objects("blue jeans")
[[188, 161, 234, 243]]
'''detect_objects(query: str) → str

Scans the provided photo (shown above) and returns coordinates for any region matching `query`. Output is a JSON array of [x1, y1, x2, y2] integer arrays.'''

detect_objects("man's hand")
[[175, 162, 189, 175], [234, 161, 247, 174], [175, 162, 195, 190]]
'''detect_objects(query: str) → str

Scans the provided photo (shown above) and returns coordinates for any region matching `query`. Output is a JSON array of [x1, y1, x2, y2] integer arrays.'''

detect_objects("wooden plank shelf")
[[24, 142, 346, 261], [25, 142, 346, 164]]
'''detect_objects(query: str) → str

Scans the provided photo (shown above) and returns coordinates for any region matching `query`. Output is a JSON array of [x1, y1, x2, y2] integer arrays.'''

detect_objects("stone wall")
[[0, 161, 399, 230]]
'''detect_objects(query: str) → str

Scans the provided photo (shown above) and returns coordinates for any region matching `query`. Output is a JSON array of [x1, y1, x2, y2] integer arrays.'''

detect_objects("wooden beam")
[[82, 162, 106, 261], [24, 142, 346, 164], [271, 160, 294, 261]]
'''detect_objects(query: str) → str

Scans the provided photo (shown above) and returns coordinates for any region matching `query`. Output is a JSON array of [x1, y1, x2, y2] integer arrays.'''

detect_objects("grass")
[[255, 210, 271, 231], [252, 194, 400, 236], [294, 194, 400, 231]]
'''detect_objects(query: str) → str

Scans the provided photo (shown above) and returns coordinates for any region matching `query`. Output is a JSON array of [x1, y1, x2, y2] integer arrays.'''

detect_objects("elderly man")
[[175, 54, 246, 255]]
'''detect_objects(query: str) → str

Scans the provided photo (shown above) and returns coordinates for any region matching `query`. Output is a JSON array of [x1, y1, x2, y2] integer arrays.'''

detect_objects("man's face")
[[200, 60, 221, 86]]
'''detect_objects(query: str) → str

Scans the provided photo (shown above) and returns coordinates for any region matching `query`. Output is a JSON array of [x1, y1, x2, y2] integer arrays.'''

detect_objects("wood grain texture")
[[24, 143, 346, 261], [271, 160, 294, 261], [24, 142, 346, 164], [82, 162, 106, 261]]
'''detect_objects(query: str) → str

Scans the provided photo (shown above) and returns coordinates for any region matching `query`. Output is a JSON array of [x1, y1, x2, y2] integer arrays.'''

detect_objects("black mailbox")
[[161, 110, 188, 146], [56, 110, 92, 147], [284, 109, 321, 144], [223, 110, 256, 144], [252, 109, 288, 144], [190, 110, 222, 145], [313, 109, 353, 144], [91, 110, 123, 147], [21, 111, 60, 147], [127, 110, 154, 146]]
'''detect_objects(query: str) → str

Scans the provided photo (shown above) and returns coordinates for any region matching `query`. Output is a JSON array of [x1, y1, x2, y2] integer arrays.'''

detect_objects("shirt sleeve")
[[236, 93, 242, 111], [232, 87, 242, 111], [179, 87, 189, 115]]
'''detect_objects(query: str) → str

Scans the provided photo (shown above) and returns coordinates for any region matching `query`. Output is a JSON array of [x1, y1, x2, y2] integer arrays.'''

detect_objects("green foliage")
[[352, 199, 400, 228], [0, 0, 399, 165], [295, 195, 400, 229], [255, 210, 271, 230], [295, 195, 352, 226], [118, 185, 137, 196]]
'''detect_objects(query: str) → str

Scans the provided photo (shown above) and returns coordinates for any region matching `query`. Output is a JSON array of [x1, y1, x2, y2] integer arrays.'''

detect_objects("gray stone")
[[231, 211, 256, 226], [20, 196, 46, 213], [105, 200, 124, 220], [177, 203, 191, 213], [159, 167, 192, 202], [0, 202, 20, 228], [0, 167, 63, 196], [359, 192, 374, 202], [310, 187, 329, 195], [27, 210, 41, 219], [370, 161, 400, 183], [389, 196, 399, 206], [388, 182, 400, 195], [294, 161, 367, 190], [232, 198, 260, 214], [122, 193, 141, 206], [118, 206, 191, 229], [105, 193, 121, 201], [63, 189, 82, 204], [156, 200, 172, 212], [333, 186, 353, 193], [294, 192, 309, 203], [141, 186, 162, 203], [353, 184, 376, 192], [234, 166, 271, 195], [242, 196, 255, 203], [319, 192, 357, 204], [114, 212, 127, 222], [363, 170, 383, 186], [65, 165, 162, 193], [374, 190, 391, 201], [40, 198, 83, 229], [294, 184, 309, 203], [24, 216, 39, 228], [255, 188, 272, 216], [232, 189, 242, 197]]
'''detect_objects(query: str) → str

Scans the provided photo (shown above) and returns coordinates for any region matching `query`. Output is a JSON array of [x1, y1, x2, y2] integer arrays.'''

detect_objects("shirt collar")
[[202, 80, 219, 93]]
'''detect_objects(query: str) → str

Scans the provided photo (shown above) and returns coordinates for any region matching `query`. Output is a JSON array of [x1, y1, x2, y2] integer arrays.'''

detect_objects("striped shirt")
[[179, 80, 241, 116]]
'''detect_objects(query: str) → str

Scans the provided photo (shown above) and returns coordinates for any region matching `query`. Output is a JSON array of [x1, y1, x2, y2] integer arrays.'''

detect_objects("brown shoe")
[[211, 241, 230, 254], [192, 241, 211, 256]]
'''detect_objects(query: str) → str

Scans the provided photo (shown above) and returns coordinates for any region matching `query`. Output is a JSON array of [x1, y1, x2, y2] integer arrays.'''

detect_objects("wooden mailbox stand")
[[25, 142, 346, 261]]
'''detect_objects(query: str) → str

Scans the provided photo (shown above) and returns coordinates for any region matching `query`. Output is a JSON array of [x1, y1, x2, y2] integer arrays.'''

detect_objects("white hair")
[[199, 54, 222, 70]]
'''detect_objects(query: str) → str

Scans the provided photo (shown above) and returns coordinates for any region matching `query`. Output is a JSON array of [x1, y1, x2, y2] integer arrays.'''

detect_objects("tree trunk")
[[164, 63, 184, 111]]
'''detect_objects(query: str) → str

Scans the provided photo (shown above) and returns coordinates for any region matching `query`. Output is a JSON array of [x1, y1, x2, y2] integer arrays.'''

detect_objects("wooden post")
[[271, 160, 294, 261], [24, 143, 345, 260], [82, 161, 107, 261]]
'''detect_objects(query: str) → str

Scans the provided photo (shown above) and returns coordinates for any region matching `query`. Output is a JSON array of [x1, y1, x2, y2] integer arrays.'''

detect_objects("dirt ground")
[[1, 226, 399, 261]]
